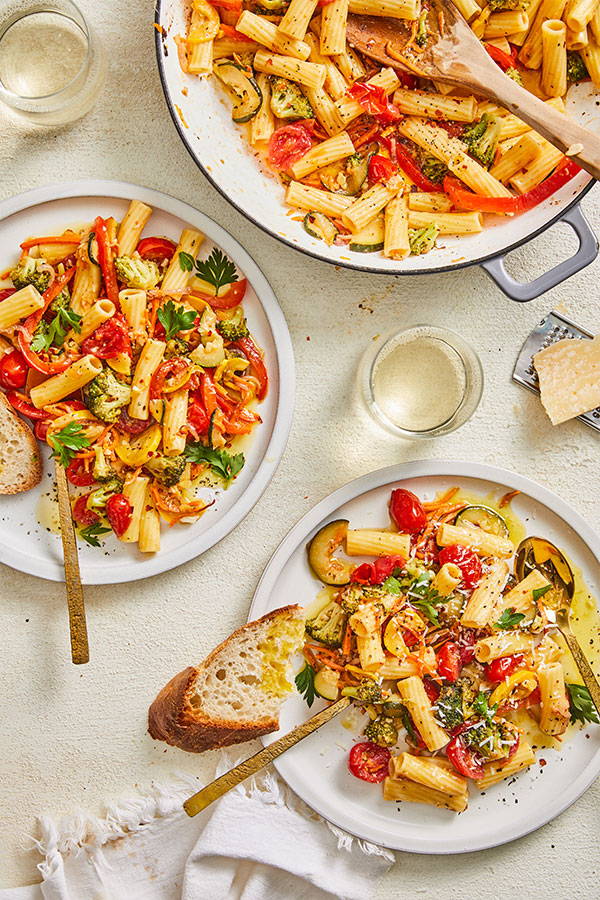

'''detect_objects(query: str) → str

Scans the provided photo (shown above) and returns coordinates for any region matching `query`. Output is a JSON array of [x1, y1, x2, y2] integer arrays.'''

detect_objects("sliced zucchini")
[[454, 505, 509, 538], [257, 0, 289, 8], [307, 519, 352, 585], [382, 698, 405, 718], [344, 151, 373, 196], [303, 211, 338, 246], [314, 666, 340, 700], [349, 215, 384, 253], [214, 59, 262, 124], [269, 76, 313, 120]]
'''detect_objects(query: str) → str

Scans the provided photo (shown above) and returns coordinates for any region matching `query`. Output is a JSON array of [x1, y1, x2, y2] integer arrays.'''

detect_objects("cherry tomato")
[[438, 545, 482, 589], [187, 391, 210, 436], [446, 731, 484, 779], [437, 641, 462, 683], [0, 288, 16, 302], [389, 488, 427, 534], [5, 390, 48, 420], [457, 627, 478, 664], [423, 677, 441, 703], [0, 349, 28, 390], [81, 315, 131, 359], [350, 563, 376, 585], [72, 494, 99, 527], [268, 122, 313, 171], [368, 154, 399, 186], [350, 555, 405, 585], [191, 278, 248, 310], [66, 458, 96, 487], [486, 653, 526, 684], [136, 236, 177, 262], [150, 357, 191, 399], [348, 83, 400, 124], [348, 741, 391, 783], [106, 493, 133, 537], [116, 409, 150, 435]]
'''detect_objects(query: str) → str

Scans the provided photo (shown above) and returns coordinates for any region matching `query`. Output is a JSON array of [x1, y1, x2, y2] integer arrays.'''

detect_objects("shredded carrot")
[[20, 232, 80, 250], [342, 622, 353, 657], [302, 645, 319, 669], [353, 123, 380, 149], [499, 489, 520, 508], [423, 487, 460, 511]]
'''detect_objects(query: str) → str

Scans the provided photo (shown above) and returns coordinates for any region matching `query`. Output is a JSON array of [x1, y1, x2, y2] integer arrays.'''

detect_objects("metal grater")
[[513, 310, 600, 432]]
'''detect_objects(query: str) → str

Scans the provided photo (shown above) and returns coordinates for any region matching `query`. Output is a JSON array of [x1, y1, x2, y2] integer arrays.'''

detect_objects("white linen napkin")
[[3, 757, 394, 900]]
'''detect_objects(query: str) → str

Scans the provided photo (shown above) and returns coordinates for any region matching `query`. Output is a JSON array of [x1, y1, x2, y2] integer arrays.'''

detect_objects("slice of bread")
[[148, 605, 305, 753], [0, 392, 42, 494]]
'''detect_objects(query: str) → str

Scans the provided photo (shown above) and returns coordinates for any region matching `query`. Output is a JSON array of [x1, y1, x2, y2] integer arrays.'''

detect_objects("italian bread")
[[148, 605, 305, 752], [0, 392, 42, 494]]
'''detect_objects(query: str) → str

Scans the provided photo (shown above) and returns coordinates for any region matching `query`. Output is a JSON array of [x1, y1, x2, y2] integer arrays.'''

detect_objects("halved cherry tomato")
[[72, 494, 99, 527], [66, 458, 96, 487], [368, 154, 399, 186], [150, 357, 191, 399], [486, 653, 526, 684], [438, 545, 482, 589], [348, 82, 400, 124], [348, 741, 391, 783], [424, 677, 441, 703], [446, 730, 485, 779], [81, 315, 131, 359], [136, 236, 177, 261], [191, 278, 248, 309], [116, 409, 150, 435], [350, 555, 406, 585], [106, 493, 133, 536], [0, 288, 16, 302], [187, 391, 210, 436], [437, 641, 462, 682], [230, 336, 268, 400], [268, 122, 313, 171], [5, 390, 48, 419], [0, 349, 28, 390], [457, 627, 478, 664], [389, 488, 427, 534]]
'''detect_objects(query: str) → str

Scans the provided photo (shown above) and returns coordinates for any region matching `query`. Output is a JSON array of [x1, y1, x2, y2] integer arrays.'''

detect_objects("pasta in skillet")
[[176, 0, 594, 259], [0, 201, 267, 552]]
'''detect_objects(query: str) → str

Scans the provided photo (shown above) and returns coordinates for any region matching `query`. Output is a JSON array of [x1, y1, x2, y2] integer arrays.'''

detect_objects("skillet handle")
[[480, 204, 598, 303]]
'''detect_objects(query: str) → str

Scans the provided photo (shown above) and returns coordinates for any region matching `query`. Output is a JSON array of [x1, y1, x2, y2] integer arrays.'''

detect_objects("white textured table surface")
[[1, 0, 599, 893]]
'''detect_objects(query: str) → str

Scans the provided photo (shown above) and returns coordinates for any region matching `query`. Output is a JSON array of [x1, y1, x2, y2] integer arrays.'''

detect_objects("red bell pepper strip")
[[485, 43, 517, 72], [394, 143, 440, 191], [5, 390, 49, 420], [368, 154, 399, 186], [230, 336, 268, 400], [136, 236, 177, 261], [443, 159, 581, 215], [201, 371, 218, 417], [94, 216, 120, 306], [17, 267, 77, 375]]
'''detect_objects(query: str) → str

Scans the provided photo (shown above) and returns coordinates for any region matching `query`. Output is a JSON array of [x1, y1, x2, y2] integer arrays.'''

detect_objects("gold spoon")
[[515, 536, 600, 714], [345, 1, 600, 180], [55, 460, 89, 665]]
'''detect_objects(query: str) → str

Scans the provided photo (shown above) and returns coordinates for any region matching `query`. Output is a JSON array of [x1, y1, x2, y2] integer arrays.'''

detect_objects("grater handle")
[[480, 204, 598, 303]]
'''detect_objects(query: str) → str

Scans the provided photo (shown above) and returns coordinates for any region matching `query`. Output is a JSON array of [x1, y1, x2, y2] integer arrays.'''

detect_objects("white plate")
[[155, 0, 597, 275], [249, 461, 600, 853], [0, 180, 294, 584]]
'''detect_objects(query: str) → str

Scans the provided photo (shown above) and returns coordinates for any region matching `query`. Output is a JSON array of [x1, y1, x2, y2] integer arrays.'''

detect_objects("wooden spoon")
[[183, 696, 350, 816], [55, 460, 90, 665], [345, 1, 600, 180]]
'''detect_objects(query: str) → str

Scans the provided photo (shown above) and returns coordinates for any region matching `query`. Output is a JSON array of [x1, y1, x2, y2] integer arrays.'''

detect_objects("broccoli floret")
[[342, 677, 386, 704], [114, 255, 161, 290], [462, 718, 518, 761], [83, 369, 131, 423], [305, 600, 346, 648], [364, 715, 399, 747], [409, 224, 439, 256], [269, 77, 313, 120], [338, 584, 364, 615], [434, 675, 478, 730], [92, 446, 118, 482], [87, 477, 124, 511], [488, 0, 522, 8], [415, 7, 428, 46], [144, 454, 186, 487], [420, 154, 449, 183], [165, 337, 190, 358], [217, 308, 250, 342], [48, 286, 71, 314], [10, 256, 52, 293], [462, 113, 501, 167], [567, 50, 588, 83], [506, 66, 523, 85]]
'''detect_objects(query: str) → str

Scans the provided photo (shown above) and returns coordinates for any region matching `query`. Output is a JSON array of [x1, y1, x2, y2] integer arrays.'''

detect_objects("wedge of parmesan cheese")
[[533, 336, 600, 425]]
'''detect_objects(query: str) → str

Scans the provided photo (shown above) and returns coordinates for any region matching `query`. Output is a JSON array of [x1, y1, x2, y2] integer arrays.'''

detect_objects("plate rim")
[[0, 179, 295, 585], [249, 459, 600, 854], [153, 0, 595, 278]]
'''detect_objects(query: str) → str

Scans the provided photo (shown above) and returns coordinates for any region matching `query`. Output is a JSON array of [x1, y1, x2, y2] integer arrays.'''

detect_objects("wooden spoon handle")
[[560, 628, 600, 715], [183, 696, 350, 817], [468, 64, 600, 181], [55, 461, 89, 665]]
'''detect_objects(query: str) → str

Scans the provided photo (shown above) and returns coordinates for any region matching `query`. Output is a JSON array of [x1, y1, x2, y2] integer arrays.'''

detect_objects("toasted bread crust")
[[0, 393, 42, 495], [148, 605, 301, 753]]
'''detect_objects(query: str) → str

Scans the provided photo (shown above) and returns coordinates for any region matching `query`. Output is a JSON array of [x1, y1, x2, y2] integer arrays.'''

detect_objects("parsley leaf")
[[78, 522, 112, 547], [157, 300, 197, 341], [295, 662, 316, 707], [532, 584, 552, 602], [178, 251, 195, 272], [30, 305, 82, 352], [567, 683, 600, 726], [407, 577, 446, 625], [382, 575, 402, 594], [48, 423, 91, 467], [193, 248, 238, 293], [473, 691, 498, 722], [494, 608, 526, 630], [184, 443, 245, 483]]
